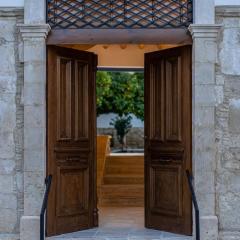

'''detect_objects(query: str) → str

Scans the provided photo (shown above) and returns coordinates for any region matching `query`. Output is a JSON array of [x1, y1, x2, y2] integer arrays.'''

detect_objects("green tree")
[[96, 71, 144, 120], [110, 115, 132, 151], [96, 71, 112, 107]]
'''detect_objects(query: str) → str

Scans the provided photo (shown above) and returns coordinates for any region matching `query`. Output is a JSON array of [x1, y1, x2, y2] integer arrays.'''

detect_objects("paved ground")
[[47, 207, 192, 240]]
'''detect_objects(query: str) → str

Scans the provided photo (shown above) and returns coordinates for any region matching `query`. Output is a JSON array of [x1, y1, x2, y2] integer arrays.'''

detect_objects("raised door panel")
[[165, 57, 182, 142], [74, 61, 89, 140], [57, 57, 72, 141], [150, 164, 183, 217]]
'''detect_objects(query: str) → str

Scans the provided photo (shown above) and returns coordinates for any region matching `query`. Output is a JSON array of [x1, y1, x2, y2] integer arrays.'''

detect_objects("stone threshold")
[[0, 234, 19, 240], [47, 228, 192, 240]]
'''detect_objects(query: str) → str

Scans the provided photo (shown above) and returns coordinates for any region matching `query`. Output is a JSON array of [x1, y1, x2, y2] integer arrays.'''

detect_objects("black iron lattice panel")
[[47, 0, 193, 29]]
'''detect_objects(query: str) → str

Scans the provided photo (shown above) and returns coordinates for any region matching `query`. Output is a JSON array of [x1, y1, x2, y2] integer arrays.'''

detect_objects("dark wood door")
[[144, 45, 192, 235], [47, 46, 98, 236]]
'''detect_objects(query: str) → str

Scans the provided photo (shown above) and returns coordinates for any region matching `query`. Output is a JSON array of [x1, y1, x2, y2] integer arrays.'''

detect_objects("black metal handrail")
[[40, 175, 52, 240], [186, 170, 200, 240]]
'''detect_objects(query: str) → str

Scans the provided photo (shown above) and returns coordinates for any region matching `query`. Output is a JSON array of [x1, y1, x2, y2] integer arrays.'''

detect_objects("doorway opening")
[[46, 44, 192, 239], [96, 68, 144, 230]]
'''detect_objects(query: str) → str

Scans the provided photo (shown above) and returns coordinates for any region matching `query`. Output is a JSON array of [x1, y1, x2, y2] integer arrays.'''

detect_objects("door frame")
[[45, 41, 193, 235]]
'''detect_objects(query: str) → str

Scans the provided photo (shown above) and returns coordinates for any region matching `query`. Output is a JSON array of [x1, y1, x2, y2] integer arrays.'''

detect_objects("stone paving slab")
[[47, 208, 192, 240], [47, 228, 192, 240]]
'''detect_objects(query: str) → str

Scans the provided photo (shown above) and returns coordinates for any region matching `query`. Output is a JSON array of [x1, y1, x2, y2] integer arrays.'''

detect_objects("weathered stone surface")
[[216, 6, 240, 238], [229, 99, 240, 133], [20, 216, 39, 240], [219, 28, 240, 75], [0, 209, 18, 233], [0, 7, 24, 236]]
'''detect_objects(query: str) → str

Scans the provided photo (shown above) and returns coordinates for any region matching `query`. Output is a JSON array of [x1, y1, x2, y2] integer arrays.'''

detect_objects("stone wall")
[[97, 128, 144, 150], [0, 7, 24, 239], [216, 6, 240, 240]]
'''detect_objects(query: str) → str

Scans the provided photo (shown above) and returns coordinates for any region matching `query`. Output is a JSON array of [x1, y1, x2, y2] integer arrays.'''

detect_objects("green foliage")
[[110, 115, 132, 150], [96, 71, 144, 120], [96, 71, 112, 107]]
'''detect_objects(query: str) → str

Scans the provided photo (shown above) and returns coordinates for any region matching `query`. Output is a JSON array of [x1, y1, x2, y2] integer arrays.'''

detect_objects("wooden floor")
[[47, 207, 192, 240]]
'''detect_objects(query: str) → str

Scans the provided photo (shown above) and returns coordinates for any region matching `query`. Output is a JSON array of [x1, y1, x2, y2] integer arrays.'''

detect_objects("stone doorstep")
[[46, 229, 192, 240], [0, 234, 19, 240]]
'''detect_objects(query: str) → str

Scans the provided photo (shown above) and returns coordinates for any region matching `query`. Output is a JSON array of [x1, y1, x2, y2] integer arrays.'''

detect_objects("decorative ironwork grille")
[[47, 0, 193, 29]]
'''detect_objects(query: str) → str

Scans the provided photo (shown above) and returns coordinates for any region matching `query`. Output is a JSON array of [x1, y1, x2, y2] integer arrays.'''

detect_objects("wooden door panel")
[[47, 46, 98, 236], [165, 57, 182, 142], [57, 57, 72, 141], [150, 164, 183, 216], [145, 45, 192, 235], [56, 167, 89, 216], [74, 60, 89, 140]]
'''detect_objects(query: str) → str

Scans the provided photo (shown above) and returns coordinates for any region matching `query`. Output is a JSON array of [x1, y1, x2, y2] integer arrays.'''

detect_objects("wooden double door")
[[47, 45, 192, 236]]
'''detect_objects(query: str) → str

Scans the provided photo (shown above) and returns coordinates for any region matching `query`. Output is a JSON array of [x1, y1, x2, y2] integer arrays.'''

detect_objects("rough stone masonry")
[[216, 6, 240, 240], [0, 7, 24, 240]]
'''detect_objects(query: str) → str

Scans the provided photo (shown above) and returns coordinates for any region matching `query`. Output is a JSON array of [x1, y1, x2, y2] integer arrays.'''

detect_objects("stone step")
[[106, 154, 144, 165], [98, 184, 144, 207], [103, 174, 144, 184], [105, 164, 144, 174]]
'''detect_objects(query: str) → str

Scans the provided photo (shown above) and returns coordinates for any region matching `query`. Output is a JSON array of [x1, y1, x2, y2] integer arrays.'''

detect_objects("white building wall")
[[0, 0, 24, 7], [97, 113, 144, 128]]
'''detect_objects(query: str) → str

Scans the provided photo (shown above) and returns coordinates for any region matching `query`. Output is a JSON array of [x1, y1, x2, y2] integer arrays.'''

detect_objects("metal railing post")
[[186, 170, 200, 240], [40, 175, 52, 240]]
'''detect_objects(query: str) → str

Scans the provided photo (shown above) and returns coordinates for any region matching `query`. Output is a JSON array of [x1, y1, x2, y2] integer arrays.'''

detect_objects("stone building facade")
[[0, 7, 24, 240], [215, 6, 240, 239], [0, 1, 240, 240]]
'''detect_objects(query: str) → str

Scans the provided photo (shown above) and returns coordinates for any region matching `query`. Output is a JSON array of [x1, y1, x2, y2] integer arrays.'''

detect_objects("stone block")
[[24, 127, 45, 151], [0, 43, 16, 76], [24, 41, 46, 62], [0, 208, 18, 233], [0, 175, 14, 194], [219, 28, 240, 75], [193, 62, 215, 85], [216, 74, 225, 86], [195, 85, 215, 107], [229, 99, 240, 134], [24, 105, 45, 128], [200, 216, 218, 240], [218, 192, 240, 230], [24, 149, 45, 172], [20, 216, 39, 240], [193, 106, 215, 128], [215, 85, 224, 106], [0, 76, 17, 94], [0, 234, 19, 240], [0, 160, 15, 174], [0, 100, 16, 132], [24, 82, 46, 106], [24, 171, 45, 215], [24, 62, 46, 84], [0, 19, 16, 42], [0, 132, 15, 159], [219, 231, 240, 240], [24, 0, 46, 24], [0, 193, 17, 209], [194, 0, 214, 24], [194, 38, 217, 63]]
